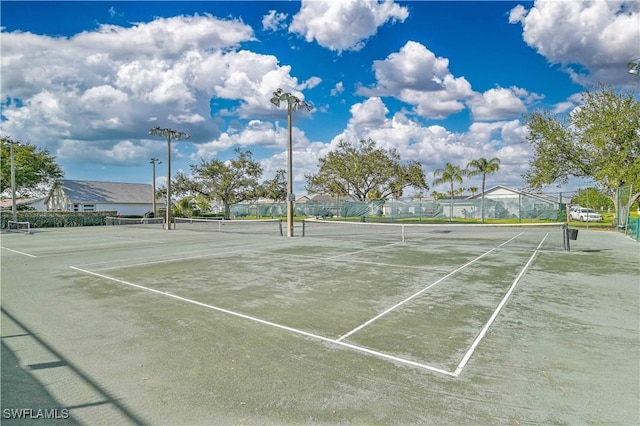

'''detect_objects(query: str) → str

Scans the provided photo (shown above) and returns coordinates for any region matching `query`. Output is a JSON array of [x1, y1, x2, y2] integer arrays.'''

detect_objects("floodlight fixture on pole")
[[270, 88, 313, 237], [6, 138, 20, 222], [629, 58, 640, 76], [150, 157, 162, 215], [148, 126, 190, 230]]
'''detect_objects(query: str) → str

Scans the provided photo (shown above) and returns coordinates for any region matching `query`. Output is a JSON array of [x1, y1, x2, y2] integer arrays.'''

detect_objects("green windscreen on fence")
[[301, 219, 566, 251], [626, 217, 640, 241], [230, 192, 562, 222]]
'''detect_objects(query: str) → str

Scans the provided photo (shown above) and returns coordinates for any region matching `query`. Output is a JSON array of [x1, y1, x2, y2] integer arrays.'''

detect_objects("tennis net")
[[302, 219, 567, 250], [174, 218, 283, 236], [106, 217, 165, 227], [7, 220, 31, 234]]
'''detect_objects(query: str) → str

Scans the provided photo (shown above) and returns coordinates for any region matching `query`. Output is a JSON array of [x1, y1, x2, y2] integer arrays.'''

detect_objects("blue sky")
[[1, 0, 639, 197]]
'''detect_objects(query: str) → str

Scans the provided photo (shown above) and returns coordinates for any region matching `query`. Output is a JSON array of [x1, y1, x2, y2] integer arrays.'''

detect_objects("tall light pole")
[[270, 88, 313, 237], [150, 157, 162, 216], [148, 127, 190, 230]]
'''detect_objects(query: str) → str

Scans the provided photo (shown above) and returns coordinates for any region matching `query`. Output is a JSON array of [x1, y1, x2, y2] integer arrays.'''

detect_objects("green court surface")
[[1, 223, 638, 424]]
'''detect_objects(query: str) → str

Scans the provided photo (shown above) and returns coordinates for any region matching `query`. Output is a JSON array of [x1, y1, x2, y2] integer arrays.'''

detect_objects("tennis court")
[[1, 220, 638, 424]]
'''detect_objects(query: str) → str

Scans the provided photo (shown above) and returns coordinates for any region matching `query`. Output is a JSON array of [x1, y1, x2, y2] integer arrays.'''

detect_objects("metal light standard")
[[270, 88, 313, 237], [150, 157, 162, 216], [148, 127, 190, 230]]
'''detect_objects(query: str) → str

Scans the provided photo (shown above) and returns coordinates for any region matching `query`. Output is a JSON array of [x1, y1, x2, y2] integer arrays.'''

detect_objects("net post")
[[279, 219, 284, 236], [401, 224, 405, 242], [301, 219, 306, 237], [563, 222, 570, 251]]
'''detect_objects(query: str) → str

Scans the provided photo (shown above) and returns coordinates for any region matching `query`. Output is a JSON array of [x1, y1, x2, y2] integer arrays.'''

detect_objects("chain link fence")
[[229, 190, 566, 223], [224, 186, 638, 241]]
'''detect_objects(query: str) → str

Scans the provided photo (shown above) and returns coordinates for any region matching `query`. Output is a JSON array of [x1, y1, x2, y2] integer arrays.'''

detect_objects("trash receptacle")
[[568, 228, 578, 240]]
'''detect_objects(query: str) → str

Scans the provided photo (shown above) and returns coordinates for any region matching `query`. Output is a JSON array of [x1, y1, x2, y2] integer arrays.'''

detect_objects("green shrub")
[[0, 211, 117, 229]]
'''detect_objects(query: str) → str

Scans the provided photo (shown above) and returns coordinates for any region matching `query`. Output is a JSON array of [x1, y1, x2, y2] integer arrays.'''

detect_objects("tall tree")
[[173, 148, 263, 219], [466, 157, 501, 223], [433, 162, 465, 221], [305, 139, 428, 201], [260, 169, 287, 201], [0, 136, 64, 196], [570, 187, 614, 211], [523, 84, 640, 224]]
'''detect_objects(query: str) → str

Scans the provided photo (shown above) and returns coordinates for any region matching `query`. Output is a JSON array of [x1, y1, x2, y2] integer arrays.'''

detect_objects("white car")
[[570, 207, 602, 222]]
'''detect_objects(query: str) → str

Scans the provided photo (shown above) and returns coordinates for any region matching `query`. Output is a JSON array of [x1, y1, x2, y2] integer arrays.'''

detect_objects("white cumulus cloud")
[[262, 10, 289, 32], [509, 0, 640, 85], [289, 0, 409, 53], [358, 41, 474, 119], [0, 14, 320, 168]]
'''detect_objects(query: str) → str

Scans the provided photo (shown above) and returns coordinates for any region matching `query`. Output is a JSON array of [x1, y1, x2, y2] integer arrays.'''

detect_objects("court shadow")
[[1, 307, 145, 425], [1, 340, 80, 425]]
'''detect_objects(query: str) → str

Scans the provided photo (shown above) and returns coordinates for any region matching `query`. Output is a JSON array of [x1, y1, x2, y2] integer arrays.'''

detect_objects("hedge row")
[[0, 211, 117, 229]]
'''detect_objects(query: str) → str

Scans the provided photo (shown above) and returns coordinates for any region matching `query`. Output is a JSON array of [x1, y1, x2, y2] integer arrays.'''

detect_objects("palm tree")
[[466, 157, 501, 223], [193, 195, 211, 215], [173, 197, 194, 218], [433, 163, 466, 221]]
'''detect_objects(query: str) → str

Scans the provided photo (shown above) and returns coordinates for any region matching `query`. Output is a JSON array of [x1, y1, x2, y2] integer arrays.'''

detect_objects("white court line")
[[452, 232, 548, 377], [69, 265, 455, 377], [336, 247, 497, 341], [326, 241, 404, 259], [536, 233, 549, 250], [251, 249, 450, 273], [336, 233, 523, 342], [0, 247, 37, 258], [453, 249, 539, 377], [498, 232, 523, 248]]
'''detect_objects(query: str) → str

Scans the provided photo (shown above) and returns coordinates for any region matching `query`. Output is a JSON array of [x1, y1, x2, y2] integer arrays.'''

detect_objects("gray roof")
[[0, 197, 46, 209], [466, 185, 560, 203], [55, 180, 152, 204], [310, 194, 356, 202]]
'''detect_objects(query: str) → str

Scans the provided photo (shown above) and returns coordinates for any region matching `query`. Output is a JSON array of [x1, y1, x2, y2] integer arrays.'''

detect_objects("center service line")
[[69, 266, 454, 377]]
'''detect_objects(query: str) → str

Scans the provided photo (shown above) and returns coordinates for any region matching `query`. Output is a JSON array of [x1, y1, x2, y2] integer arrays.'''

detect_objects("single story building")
[[45, 180, 158, 216], [465, 185, 562, 220]]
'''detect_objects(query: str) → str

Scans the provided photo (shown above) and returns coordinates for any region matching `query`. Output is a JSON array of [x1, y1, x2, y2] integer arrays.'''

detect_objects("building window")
[[73, 204, 80, 211], [83, 204, 95, 212]]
